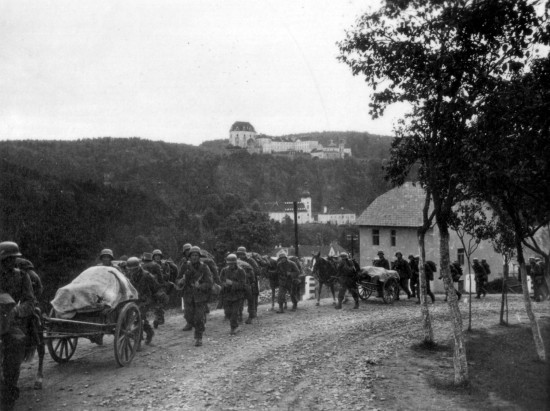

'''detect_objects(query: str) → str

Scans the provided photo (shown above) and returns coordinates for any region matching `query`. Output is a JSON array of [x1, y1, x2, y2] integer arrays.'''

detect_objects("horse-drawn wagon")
[[44, 266, 142, 367], [356, 266, 399, 304]]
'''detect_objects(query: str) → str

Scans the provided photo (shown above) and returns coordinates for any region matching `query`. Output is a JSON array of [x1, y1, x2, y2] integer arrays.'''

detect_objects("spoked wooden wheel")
[[114, 302, 142, 367], [357, 283, 373, 301], [46, 309, 78, 363], [382, 279, 398, 304]]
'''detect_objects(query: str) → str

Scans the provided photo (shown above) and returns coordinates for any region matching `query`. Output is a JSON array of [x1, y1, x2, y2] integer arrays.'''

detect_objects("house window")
[[372, 229, 380, 246], [458, 248, 465, 266], [391, 230, 397, 247]]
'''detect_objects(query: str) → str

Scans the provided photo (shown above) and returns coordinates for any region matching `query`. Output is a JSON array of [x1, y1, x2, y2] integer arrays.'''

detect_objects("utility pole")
[[346, 234, 358, 259], [293, 201, 299, 258]]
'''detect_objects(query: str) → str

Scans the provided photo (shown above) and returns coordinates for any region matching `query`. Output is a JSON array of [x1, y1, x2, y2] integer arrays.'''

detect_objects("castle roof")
[[230, 122, 256, 132], [356, 182, 429, 227]]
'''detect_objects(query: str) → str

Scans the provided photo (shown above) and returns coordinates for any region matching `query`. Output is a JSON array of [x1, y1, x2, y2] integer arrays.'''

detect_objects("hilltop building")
[[228, 121, 352, 158]]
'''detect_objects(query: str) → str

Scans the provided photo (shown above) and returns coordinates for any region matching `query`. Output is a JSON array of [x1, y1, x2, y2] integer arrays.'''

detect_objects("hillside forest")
[[0, 132, 398, 301]]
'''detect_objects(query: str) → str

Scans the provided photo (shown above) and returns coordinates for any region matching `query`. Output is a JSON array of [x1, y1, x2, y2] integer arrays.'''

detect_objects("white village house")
[[356, 183, 506, 293]]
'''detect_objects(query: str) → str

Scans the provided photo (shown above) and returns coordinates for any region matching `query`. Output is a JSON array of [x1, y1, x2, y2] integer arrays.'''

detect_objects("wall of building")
[[359, 225, 507, 293]]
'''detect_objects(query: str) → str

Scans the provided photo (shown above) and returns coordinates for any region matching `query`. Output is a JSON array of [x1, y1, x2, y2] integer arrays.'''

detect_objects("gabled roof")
[[230, 121, 256, 132], [356, 182, 429, 227]]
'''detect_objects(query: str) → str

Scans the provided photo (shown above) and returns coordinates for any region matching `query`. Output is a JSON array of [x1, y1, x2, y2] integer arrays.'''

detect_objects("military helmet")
[[395, 251, 403, 257], [127, 257, 140, 268], [278, 252, 288, 260], [340, 252, 349, 259], [377, 250, 384, 256], [16, 258, 34, 269], [408, 254, 415, 259], [237, 246, 247, 254], [189, 246, 201, 256], [100, 249, 114, 259], [142, 252, 153, 262], [152, 249, 163, 257], [182, 243, 192, 252], [0, 242, 22, 261], [226, 253, 238, 263]]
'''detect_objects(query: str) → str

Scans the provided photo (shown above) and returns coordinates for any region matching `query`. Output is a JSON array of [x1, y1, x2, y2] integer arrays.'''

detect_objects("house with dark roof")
[[357, 182, 505, 293]]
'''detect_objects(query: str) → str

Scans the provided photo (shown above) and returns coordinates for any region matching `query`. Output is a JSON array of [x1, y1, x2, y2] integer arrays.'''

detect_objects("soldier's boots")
[[230, 327, 239, 335], [245, 313, 256, 324], [291, 304, 297, 312], [195, 338, 202, 347], [182, 323, 193, 331], [353, 300, 359, 309]]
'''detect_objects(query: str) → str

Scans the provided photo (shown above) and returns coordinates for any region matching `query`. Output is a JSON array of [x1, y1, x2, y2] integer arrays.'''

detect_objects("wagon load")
[[359, 266, 400, 283], [51, 266, 138, 319]]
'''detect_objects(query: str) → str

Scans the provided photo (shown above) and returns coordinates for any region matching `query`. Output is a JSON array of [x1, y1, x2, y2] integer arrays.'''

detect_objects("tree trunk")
[[440, 226, 469, 384], [417, 229, 434, 344], [500, 255, 509, 326], [517, 244, 546, 361]]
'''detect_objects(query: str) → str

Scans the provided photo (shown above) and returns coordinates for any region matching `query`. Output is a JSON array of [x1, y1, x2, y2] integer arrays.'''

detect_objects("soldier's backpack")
[[426, 260, 437, 273]]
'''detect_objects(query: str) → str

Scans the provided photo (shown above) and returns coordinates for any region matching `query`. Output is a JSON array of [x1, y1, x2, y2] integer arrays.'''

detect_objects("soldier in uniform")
[[0, 242, 35, 411], [445, 260, 463, 302], [408, 254, 419, 298], [143, 252, 169, 328], [532, 257, 545, 302], [373, 251, 390, 269], [481, 259, 491, 278], [473, 258, 488, 298], [178, 243, 193, 274], [421, 259, 436, 303], [219, 254, 247, 335], [152, 249, 178, 285], [392, 251, 412, 300], [236, 246, 260, 324], [335, 252, 359, 309], [98, 248, 118, 269], [125, 257, 157, 345], [178, 246, 213, 346], [275, 253, 301, 313]]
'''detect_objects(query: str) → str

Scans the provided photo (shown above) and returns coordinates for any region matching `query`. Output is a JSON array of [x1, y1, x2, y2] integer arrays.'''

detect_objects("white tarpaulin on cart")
[[51, 266, 138, 319], [359, 266, 400, 283]]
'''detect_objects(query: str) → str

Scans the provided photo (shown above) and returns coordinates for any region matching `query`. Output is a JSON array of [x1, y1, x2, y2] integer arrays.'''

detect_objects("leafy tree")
[[339, 0, 541, 382]]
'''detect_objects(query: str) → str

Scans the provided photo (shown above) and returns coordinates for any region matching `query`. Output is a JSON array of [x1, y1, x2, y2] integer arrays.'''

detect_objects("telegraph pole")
[[293, 201, 299, 257], [346, 234, 358, 259]]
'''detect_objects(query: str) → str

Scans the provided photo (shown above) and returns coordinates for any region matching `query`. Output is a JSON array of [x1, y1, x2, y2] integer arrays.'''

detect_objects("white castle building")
[[229, 121, 352, 159], [264, 192, 313, 224]]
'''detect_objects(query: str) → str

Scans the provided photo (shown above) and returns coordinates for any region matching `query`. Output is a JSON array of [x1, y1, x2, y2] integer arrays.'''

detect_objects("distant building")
[[264, 192, 313, 224], [316, 206, 356, 225], [356, 182, 505, 293], [228, 121, 351, 158]]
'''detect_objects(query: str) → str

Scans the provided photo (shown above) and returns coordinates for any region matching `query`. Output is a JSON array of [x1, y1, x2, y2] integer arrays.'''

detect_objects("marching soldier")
[[143, 252, 169, 328], [445, 260, 463, 302], [392, 251, 412, 300], [473, 258, 488, 298], [219, 254, 247, 335], [178, 246, 213, 347], [276, 253, 300, 313], [125, 257, 157, 345], [236, 246, 260, 324], [0, 242, 35, 411], [335, 252, 360, 310], [178, 243, 193, 275], [418, 258, 436, 304], [98, 248, 120, 270], [373, 251, 390, 269]]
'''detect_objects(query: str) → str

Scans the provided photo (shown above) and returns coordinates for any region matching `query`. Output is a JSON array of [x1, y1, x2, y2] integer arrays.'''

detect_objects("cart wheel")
[[46, 309, 78, 363], [382, 279, 398, 304], [357, 283, 372, 301], [114, 302, 142, 367]]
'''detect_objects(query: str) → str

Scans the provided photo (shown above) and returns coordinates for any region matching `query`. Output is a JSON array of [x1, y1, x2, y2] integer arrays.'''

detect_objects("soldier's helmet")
[[237, 246, 247, 254], [100, 249, 114, 260], [226, 254, 238, 263], [395, 251, 403, 257], [189, 246, 201, 257], [182, 243, 192, 252], [127, 257, 140, 268], [16, 258, 34, 270], [473, 258, 479, 262], [142, 252, 153, 262], [377, 250, 385, 256], [0, 242, 22, 261], [278, 252, 288, 260], [408, 254, 415, 259], [152, 249, 163, 257], [340, 252, 349, 259]]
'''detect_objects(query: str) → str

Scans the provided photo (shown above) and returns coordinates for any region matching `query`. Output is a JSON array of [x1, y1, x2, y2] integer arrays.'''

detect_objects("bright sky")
[[0, 0, 408, 145]]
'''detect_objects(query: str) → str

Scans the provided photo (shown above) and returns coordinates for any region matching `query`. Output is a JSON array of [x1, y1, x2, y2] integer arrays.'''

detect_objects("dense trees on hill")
[[0, 136, 386, 299]]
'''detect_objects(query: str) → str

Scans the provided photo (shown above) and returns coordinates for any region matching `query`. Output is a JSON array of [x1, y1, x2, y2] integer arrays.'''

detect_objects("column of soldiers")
[[528, 257, 548, 302]]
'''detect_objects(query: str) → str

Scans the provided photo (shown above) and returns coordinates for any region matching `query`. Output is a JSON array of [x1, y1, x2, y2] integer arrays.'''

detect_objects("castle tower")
[[229, 121, 256, 148]]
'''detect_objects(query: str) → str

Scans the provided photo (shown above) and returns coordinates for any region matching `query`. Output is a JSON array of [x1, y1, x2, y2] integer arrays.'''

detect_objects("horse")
[[310, 252, 338, 306]]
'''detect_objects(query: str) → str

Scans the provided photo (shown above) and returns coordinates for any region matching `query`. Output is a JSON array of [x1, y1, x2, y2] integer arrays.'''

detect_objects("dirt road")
[[15, 295, 550, 410]]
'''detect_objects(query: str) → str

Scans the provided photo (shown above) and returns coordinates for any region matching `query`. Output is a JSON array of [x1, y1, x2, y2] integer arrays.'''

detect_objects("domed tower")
[[229, 121, 256, 148], [300, 190, 312, 223]]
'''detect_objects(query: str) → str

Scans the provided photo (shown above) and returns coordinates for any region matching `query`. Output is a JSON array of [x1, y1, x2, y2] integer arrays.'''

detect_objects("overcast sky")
[[0, 0, 408, 145]]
